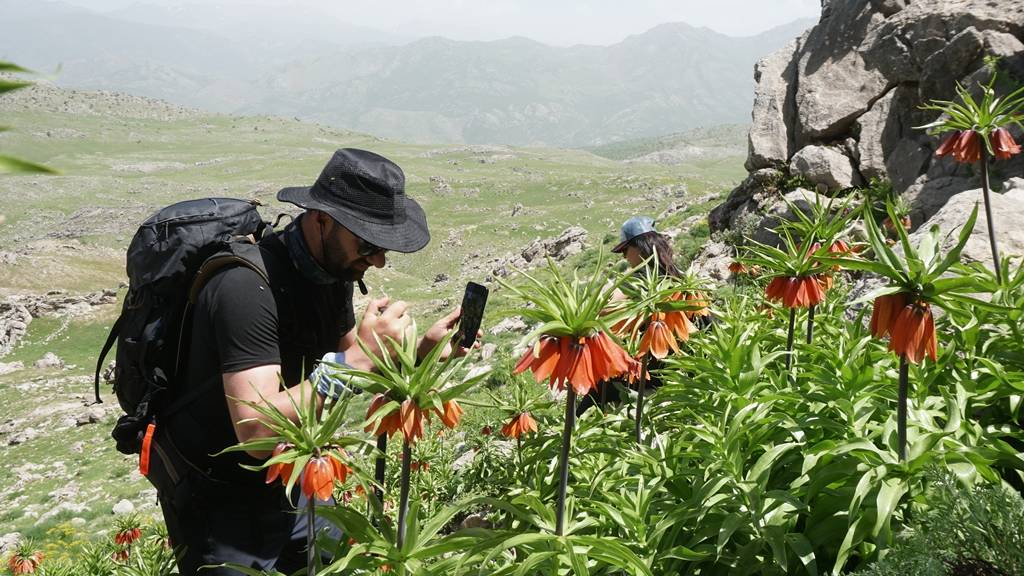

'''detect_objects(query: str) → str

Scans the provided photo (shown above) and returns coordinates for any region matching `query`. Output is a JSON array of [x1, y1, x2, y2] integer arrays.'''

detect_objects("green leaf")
[[786, 533, 818, 576], [0, 155, 58, 174], [872, 477, 907, 538]]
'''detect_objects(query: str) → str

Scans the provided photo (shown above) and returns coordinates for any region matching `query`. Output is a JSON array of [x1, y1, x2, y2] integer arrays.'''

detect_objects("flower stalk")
[[556, 388, 577, 536], [898, 355, 909, 462]]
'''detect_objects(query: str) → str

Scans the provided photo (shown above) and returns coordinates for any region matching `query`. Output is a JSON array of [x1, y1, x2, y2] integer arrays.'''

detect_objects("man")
[[155, 148, 461, 574]]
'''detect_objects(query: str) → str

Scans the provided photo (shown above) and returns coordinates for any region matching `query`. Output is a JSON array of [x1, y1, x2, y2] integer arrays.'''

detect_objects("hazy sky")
[[58, 0, 822, 45]]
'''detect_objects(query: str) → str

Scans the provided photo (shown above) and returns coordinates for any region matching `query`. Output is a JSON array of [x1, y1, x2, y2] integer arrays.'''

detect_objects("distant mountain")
[[0, 0, 814, 146]]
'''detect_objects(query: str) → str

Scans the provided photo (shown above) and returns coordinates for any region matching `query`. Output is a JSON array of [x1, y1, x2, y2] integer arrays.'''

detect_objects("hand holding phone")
[[458, 282, 489, 349]]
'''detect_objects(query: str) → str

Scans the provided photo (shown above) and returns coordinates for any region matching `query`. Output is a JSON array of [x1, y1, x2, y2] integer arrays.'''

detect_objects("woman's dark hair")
[[629, 232, 681, 277]]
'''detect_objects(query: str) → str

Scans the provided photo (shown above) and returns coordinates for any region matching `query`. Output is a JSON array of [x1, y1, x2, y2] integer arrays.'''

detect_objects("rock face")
[[0, 302, 31, 357], [710, 0, 1024, 243], [489, 227, 589, 279]]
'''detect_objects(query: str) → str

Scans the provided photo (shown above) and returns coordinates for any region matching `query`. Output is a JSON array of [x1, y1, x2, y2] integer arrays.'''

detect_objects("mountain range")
[[0, 0, 813, 146]]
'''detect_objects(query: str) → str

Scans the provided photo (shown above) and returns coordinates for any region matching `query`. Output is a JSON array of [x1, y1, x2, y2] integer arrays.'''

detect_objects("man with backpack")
[[124, 149, 461, 574]]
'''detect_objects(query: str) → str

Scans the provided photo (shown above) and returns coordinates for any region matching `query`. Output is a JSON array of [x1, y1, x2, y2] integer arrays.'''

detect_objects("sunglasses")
[[356, 235, 385, 257]]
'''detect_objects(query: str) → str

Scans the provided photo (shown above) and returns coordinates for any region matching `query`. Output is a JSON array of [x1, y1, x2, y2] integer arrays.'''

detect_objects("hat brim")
[[278, 186, 430, 254], [610, 240, 630, 253]]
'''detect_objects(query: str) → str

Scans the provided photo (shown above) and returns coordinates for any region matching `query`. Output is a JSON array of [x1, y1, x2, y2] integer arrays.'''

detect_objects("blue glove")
[[309, 352, 354, 401]]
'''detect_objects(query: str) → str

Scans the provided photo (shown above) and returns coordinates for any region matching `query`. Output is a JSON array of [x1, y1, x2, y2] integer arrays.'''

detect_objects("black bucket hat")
[[278, 149, 430, 253]]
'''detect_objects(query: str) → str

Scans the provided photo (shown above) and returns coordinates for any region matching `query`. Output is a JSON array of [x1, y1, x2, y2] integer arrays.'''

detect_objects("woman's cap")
[[611, 216, 657, 253]]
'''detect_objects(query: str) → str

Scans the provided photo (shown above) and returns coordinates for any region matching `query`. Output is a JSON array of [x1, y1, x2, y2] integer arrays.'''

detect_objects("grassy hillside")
[[0, 83, 745, 539]]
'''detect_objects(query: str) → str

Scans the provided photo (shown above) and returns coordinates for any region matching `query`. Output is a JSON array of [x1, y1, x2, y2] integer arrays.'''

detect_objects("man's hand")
[[417, 306, 481, 362], [346, 297, 412, 368]]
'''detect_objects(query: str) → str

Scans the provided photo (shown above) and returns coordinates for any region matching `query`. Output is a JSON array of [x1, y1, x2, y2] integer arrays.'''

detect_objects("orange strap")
[[139, 422, 156, 477]]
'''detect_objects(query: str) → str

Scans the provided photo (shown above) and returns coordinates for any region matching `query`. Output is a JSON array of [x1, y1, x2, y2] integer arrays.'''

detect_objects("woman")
[[580, 216, 682, 414]]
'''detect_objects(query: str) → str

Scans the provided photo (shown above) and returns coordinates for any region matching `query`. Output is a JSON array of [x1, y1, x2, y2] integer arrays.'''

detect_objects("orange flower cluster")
[[301, 452, 351, 502], [7, 552, 43, 575], [728, 261, 748, 275], [365, 395, 464, 443], [514, 332, 634, 395], [501, 412, 539, 439], [114, 527, 141, 547], [765, 276, 827, 308], [935, 130, 981, 163], [638, 310, 694, 359], [991, 127, 1022, 159], [870, 293, 937, 364]]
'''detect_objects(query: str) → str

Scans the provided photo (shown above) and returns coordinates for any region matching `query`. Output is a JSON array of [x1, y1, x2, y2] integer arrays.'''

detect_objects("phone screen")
[[459, 282, 489, 348]]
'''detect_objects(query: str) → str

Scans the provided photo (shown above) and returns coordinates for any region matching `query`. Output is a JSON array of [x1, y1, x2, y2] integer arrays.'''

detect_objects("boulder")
[[708, 168, 783, 233], [750, 188, 835, 246], [788, 145, 863, 191], [112, 499, 135, 515], [793, 0, 890, 145], [0, 361, 24, 376], [912, 183, 1024, 270], [490, 316, 528, 335], [33, 352, 64, 370], [746, 37, 802, 170], [687, 240, 734, 282], [0, 302, 31, 357]]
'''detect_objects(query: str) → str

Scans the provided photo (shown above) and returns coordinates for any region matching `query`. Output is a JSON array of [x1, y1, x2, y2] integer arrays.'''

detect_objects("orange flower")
[[991, 127, 1021, 160], [765, 276, 826, 308], [869, 292, 909, 338], [8, 551, 44, 575], [410, 460, 430, 472], [112, 549, 130, 562], [935, 131, 959, 158], [481, 425, 492, 436], [680, 291, 711, 318], [663, 310, 695, 342], [328, 451, 350, 484], [114, 527, 141, 547], [515, 332, 632, 394], [817, 273, 834, 292], [888, 302, 938, 364], [365, 394, 402, 438], [501, 412, 539, 439], [952, 130, 981, 163], [828, 240, 851, 255], [301, 456, 335, 502], [728, 261, 748, 275], [435, 399, 463, 429], [638, 313, 680, 359], [265, 442, 295, 486], [399, 398, 428, 443]]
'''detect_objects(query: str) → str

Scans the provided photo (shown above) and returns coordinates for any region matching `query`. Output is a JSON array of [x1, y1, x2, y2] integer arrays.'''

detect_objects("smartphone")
[[458, 282, 489, 349]]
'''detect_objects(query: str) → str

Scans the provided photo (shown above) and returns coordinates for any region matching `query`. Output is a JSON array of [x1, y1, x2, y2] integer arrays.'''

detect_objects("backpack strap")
[[161, 242, 270, 420], [92, 314, 123, 404]]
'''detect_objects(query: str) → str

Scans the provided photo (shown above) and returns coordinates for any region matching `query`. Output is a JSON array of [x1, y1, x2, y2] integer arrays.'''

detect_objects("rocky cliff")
[[705, 0, 1024, 269]]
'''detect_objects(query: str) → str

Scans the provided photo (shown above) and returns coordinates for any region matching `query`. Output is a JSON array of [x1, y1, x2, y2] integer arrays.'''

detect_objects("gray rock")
[[750, 188, 834, 246], [708, 168, 783, 233], [793, 0, 890, 145], [0, 302, 32, 357], [746, 37, 802, 170], [459, 513, 492, 530], [915, 183, 1024, 270], [687, 240, 734, 282], [0, 361, 24, 376], [789, 145, 863, 191], [8, 427, 38, 446], [920, 27, 986, 104], [0, 533, 20, 557], [480, 343, 497, 361], [490, 316, 528, 335], [112, 499, 135, 515], [33, 352, 64, 370]]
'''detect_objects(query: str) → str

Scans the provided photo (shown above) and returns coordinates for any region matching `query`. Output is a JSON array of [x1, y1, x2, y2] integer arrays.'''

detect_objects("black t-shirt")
[[166, 232, 356, 485]]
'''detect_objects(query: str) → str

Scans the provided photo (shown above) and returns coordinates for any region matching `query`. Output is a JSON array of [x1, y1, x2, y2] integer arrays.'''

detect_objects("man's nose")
[[368, 251, 387, 268]]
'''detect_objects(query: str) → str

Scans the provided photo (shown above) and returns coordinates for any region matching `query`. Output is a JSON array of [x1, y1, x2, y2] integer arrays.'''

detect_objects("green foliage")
[[852, 472, 1024, 576], [0, 61, 57, 175]]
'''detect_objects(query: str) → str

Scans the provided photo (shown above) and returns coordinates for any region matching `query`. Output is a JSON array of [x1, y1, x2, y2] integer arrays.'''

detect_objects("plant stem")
[[306, 486, 316, 576], [898, 355, 909, 462], [372, 434, 387, 520], [635, 356, 649, 445], [980, 146, 1003, 283], [556, 388, 577, 536], [516, 436, 523, 474], [806, 305, 815, 344], [785, 308, 796, 371], [397, 441, 412, 549]]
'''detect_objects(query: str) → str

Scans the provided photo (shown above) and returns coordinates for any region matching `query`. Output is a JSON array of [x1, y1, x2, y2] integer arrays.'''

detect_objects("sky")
[[56, 0, 822, 45]]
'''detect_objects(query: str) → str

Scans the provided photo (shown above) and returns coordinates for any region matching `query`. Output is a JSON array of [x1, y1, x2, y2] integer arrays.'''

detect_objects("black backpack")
[[95, 198, 270, 455]]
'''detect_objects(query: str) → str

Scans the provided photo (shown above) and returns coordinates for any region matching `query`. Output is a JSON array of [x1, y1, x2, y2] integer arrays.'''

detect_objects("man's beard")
[[321, 224, 367, 282]]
